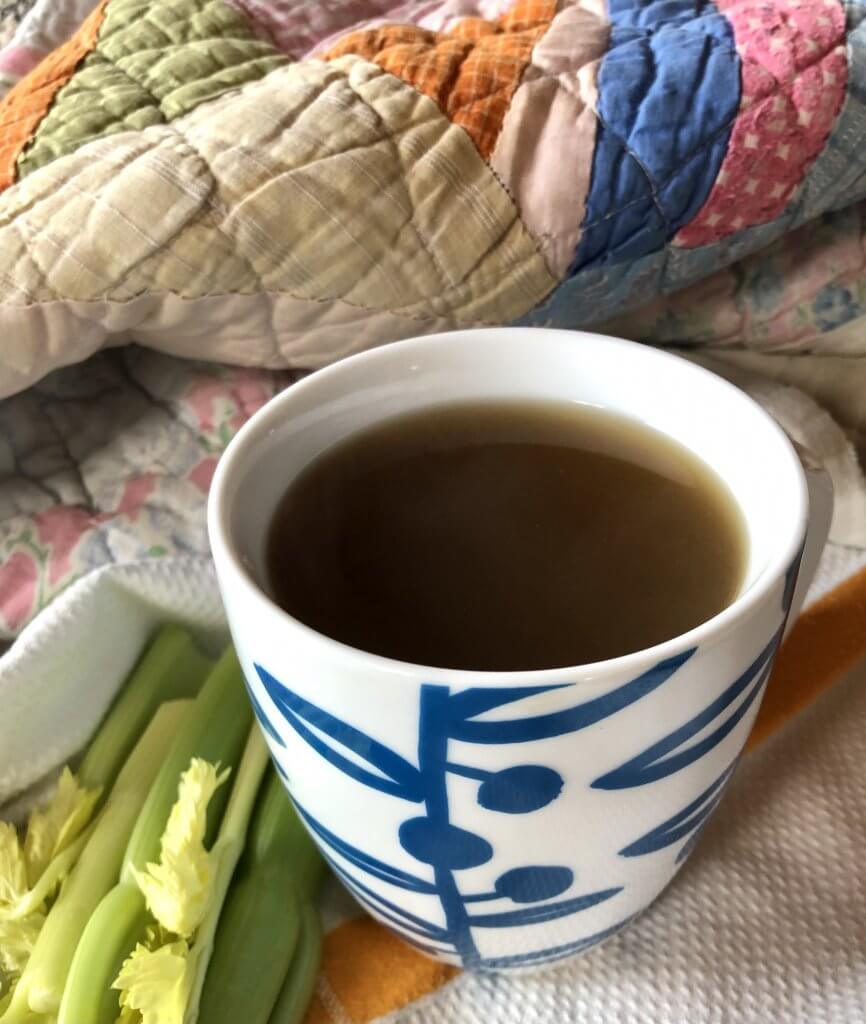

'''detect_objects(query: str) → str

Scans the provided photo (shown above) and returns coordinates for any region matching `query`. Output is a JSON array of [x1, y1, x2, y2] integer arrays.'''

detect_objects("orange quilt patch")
[[324, 0, 557, 159], [0, 0, 109, 193]]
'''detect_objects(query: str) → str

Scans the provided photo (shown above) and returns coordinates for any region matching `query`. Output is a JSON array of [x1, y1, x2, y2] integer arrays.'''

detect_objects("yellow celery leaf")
[[158, 761, 231, 863], [0, 912, 44, 1022], [112, 927, 174, 1024], [132, 858, 208, 942], [1, 826, 93, 922], [132, 761, 230, 939], [23, 769, 101, 886], [113, 941, 190, 1024], [0, 913, 45, 976], [0, 825, 27, 910]]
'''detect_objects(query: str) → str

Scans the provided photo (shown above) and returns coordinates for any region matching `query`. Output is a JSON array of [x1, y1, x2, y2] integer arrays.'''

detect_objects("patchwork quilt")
[[0, 0, 865, 399], [2, 0, 866, 638]]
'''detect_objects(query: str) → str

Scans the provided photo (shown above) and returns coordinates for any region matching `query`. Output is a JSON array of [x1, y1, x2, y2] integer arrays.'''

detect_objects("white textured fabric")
[[690, 353, 866, 548], [0, 556, 225, 806], [0, 0, 92, 97], [805, 540, 866, 606], [387, 654, 866, 1023]]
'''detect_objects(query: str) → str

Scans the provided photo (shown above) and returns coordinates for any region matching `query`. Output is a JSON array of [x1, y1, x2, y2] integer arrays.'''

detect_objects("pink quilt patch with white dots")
[[675, 0, 847, 248]]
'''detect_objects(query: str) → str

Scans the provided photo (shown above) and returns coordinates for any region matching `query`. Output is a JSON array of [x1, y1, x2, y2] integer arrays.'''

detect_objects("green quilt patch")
[[18, 0, 286, 178]]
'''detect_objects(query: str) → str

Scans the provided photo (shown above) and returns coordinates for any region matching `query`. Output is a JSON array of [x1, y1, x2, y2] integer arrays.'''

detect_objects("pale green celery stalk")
[[2, 702, 190, 1023], [197, 770, 325, 1024], [201, 873, 300, 1024], [250, 772, 326, 899], [123, 649, 252, 876], [183, 727, 270, 1024], [58, 650, 253, 1024], [268, 904, 323, 1024], [61, 885, 150, 1024], [78, 625, 211, 795], [1, 627, 208, 927]]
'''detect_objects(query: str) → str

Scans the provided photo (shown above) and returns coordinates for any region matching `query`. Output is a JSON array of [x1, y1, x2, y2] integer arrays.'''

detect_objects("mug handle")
[[784, 442, 834, 636]]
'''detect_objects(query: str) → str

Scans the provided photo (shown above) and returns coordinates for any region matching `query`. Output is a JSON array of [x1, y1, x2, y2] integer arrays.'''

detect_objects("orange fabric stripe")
[[325, 0, 556, 158], [0, 0, 109, 193], [747, 564, 866, 750], [307, 567, 866, 1023], [305, 917, 459, 1024]]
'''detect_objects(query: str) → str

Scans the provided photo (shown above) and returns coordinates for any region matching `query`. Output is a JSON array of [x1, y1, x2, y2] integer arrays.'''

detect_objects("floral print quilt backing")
[[0, 348, 299, 637]]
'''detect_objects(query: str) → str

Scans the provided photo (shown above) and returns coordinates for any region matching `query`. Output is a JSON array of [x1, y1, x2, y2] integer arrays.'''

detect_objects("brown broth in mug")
[[266, 400, 748, 671]]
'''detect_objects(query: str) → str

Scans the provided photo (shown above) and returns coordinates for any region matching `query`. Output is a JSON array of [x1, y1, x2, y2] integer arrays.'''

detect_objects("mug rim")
[[208, 327, 808, 684]]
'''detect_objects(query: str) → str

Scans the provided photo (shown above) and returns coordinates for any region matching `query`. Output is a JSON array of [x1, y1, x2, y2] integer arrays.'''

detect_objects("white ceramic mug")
[[208, 329, 832, 972]]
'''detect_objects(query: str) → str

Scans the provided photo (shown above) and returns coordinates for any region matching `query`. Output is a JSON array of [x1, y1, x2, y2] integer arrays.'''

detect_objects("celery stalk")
[[108, 729, 270, 1024], [268, 903, 323, 1024], [58, 650, 252, 1024], [59, 885, 151, 1024], [197, 771, 326, 1024], [182, 727, 270, 1024], [2, 702, 189, 1022], [124, 648, 252, 876], [0, 627, 209, 930], [246, 772, 326, 899], [78, 625, 211, 795], [200, 869, 300, 1023]]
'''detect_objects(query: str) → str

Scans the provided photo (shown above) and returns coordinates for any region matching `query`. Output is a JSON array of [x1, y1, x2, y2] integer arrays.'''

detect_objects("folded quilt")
[[1, 0, 866, 395]]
